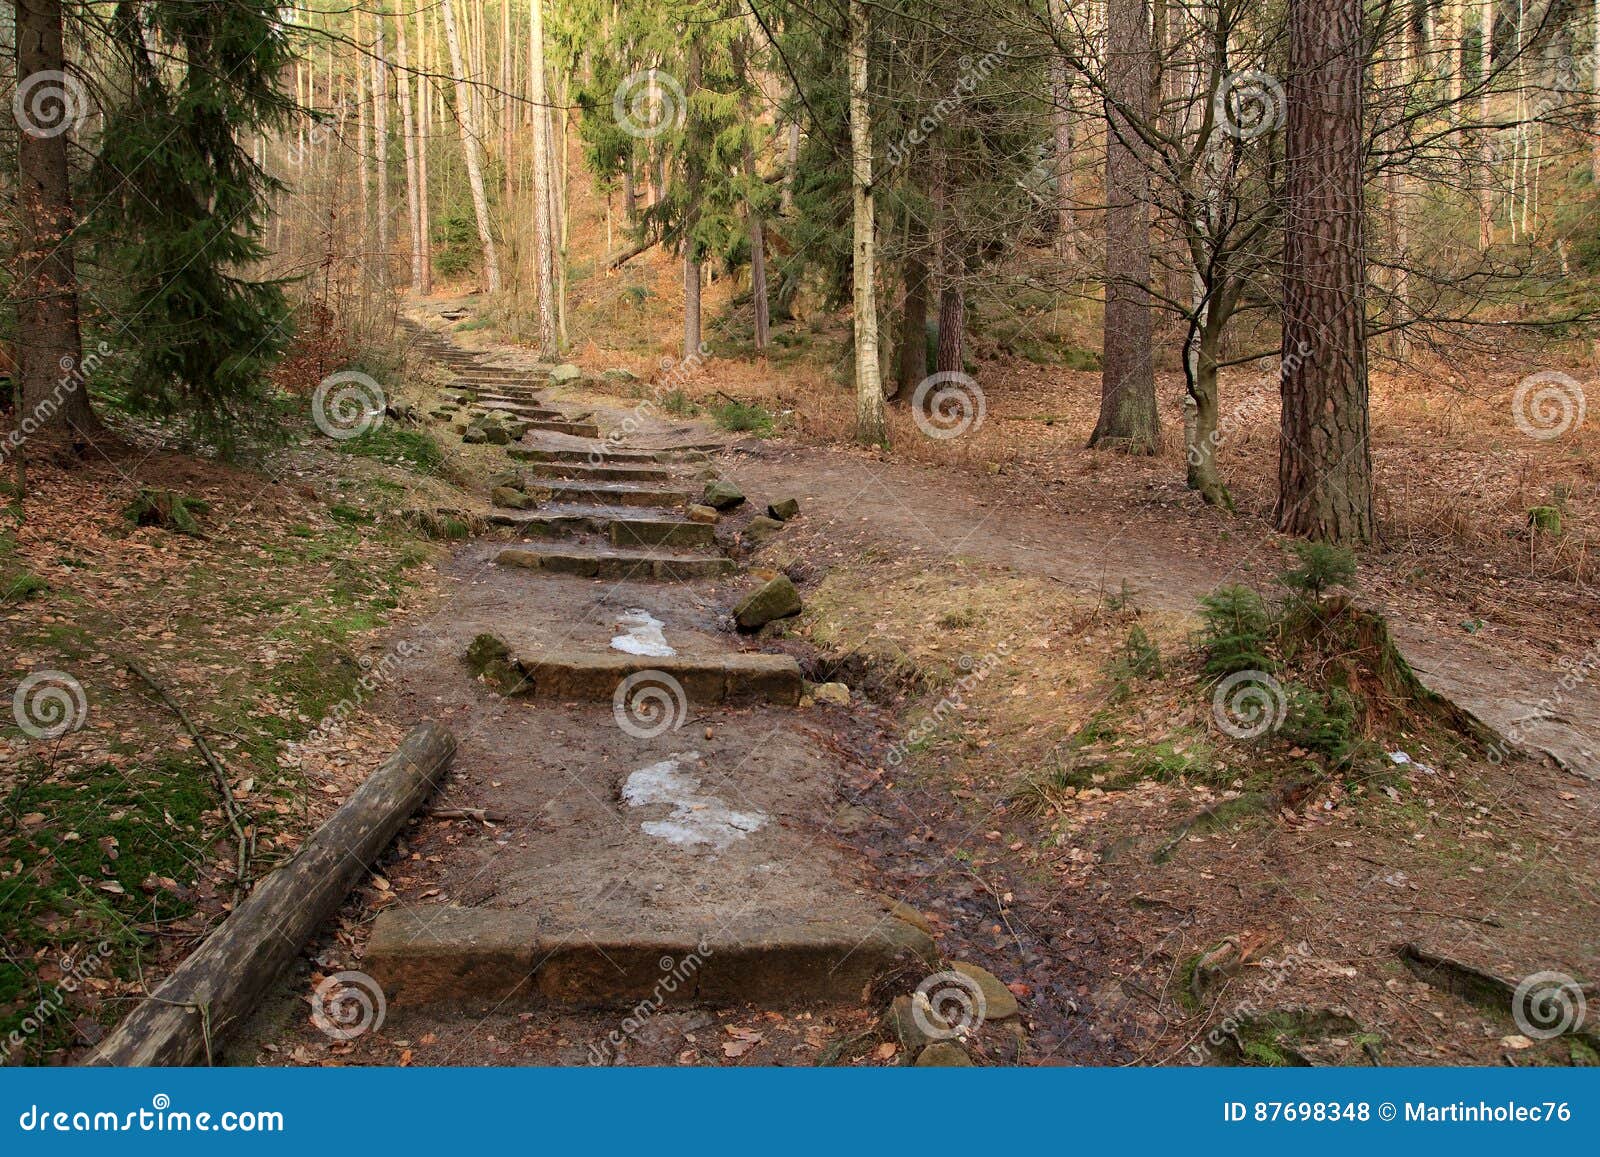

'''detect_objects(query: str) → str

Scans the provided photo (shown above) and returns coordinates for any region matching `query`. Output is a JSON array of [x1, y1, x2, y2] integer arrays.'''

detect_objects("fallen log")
[[87, 722, 457, 1066], [599, 234, 659, 272]]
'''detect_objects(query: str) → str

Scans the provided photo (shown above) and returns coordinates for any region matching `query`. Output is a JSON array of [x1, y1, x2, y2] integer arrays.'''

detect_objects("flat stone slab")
[[509, 446, 659, 464], [522, 461, 673, 483], [539, 482, 690, 508], [474, 643, 801, 704], [487, 506, 714, 548], [497, 545, 734, 581], [368, 907, 935, 1009], [523, 419, 602, 439]]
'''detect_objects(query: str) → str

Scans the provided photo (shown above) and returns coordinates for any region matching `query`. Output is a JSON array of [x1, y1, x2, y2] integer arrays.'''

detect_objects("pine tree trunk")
[[683, 252, 702, 358], [1091, 0, 1158, 454], [1048, 0, 1075, 259], [395, 9, 425, 294], [14, 0, 101, 441], [895, 218, 930, 400], [1277, 0, 1375, 545], [441, 0, 501, 292], [356, 8, 371, 259], [528, 0, 557, 356], [849, 0, 886, 446], [936, 283, 964, 376], [372, 6, 391, 286]]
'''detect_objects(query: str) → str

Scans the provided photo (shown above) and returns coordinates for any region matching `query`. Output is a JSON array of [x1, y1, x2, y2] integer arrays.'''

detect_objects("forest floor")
[[4, 270, 1598, 1067]]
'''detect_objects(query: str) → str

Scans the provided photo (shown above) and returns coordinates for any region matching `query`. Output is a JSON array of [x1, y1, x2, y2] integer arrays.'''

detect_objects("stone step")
[[488, 505, 713, 549], [475, 401, 566, 421], [497, 545, 732, 581], [524, 419, 601, 439], [509, 446, 659, 465], [469, 639, 801, 702], [367, 908, 935, 1010], [539, 481, 689, 508], [521, 461, 672, 483]]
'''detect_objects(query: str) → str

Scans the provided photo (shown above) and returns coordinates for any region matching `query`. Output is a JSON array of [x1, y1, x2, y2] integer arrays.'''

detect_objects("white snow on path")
[[621, 753, 767, 851], [611, 608, 675, 657]]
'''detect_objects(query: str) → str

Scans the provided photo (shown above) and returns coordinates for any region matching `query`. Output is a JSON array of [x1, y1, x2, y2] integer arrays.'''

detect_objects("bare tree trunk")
[[895, 213, 930, 400], [782, 118, 800, 215], [14, 0, 101, 441], [1277, 0, 1374, 545], [442, 0, 501, 292], [395, 9, 425, 294], [372, 5, 391, 287], [356, 8, 371, 259], [501, 0, 513, 205], [1091, 0, 1158, 454], [936, 283, 964, 376], [416, 3, 433, 293], [528, 0, 557, 356], [683, 251, 702, 357], [1478, 0, 1494, 248], [849, 0, 886, 445]]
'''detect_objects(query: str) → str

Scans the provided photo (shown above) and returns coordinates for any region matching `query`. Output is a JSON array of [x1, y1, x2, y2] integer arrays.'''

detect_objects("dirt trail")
[[719, 441, 1600, 780]]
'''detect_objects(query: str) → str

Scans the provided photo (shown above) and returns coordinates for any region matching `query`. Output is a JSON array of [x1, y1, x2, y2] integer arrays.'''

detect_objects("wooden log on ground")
[[87, 722, 457, 1066]]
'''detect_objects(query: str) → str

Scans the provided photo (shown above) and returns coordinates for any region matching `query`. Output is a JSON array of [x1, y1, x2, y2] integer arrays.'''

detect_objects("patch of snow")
[[622, 753, 767, 851], [611, 608, 674, 657]]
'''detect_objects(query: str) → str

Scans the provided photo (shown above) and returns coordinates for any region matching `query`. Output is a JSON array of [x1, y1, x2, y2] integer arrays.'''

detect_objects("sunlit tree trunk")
[[849, 0, 886, 445], [442, 0, 502, 292], [372, 5, 391, 286], [1048, 0, 1076, 260], [395, 7, 425, 294], [528, 0, 557, 356], [1478, 0, 1494, 248], [416, 4, 433, 292]]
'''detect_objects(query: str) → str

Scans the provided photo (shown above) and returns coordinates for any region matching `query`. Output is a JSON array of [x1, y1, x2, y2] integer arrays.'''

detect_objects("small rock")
[[491, 486, 534, 510], [767, 497, 801, 521], [549, 363, 583, 383], [603, 368, 640, 382], [813, 681, 850, 706], [884, 995, 948, 1056], [702, 480, 746, 510], [733, 575, 802, 632], [951, 961, 1020, 1021], [742, 515, 784, 545], [686, 504, 719, 524], [915, 1042, 973, 1067]]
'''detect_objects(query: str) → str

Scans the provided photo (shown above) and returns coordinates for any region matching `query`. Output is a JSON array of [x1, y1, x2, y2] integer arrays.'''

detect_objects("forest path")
[[719, 442, 1600, 781]]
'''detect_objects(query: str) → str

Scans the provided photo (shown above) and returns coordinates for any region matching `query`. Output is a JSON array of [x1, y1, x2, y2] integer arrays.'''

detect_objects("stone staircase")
[[367, 321, 935, 1021]]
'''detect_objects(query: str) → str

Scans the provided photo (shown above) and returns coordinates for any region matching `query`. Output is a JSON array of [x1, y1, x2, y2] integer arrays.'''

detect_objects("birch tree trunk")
[[442, 0, 502, 292], [1478, 0, 1494, 248], [416, 4, 433, 292], [849, 0, 886, 446], [529, 0, 558, 357], [395, 8, 425, 294]]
